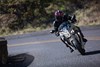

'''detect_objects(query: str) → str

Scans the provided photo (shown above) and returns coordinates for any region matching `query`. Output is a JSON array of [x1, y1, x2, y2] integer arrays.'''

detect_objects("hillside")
[[0, 0, 100, 36], [75, 0, 100, 26]]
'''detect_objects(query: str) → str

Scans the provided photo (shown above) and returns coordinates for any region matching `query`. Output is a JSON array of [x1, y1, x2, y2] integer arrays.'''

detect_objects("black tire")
[[76, 41, 85, 55], [74, 33, 85, 55], [72, 39, 85, 55]]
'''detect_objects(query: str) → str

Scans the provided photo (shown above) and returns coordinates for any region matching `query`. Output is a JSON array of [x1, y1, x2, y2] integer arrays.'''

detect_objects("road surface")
[[4, 25, 100, 67]]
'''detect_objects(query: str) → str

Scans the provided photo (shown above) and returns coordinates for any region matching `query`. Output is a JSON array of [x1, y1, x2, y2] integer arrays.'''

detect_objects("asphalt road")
[[5, 26, 100, 67]]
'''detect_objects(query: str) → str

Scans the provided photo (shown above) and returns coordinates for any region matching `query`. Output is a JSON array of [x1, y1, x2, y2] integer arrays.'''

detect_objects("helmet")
[[55, 10, 64, 17], [54, 10, 64, 20]]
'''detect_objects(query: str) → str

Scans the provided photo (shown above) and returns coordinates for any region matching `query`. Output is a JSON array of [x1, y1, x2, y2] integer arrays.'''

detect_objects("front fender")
[[70, 37, 78, 49]]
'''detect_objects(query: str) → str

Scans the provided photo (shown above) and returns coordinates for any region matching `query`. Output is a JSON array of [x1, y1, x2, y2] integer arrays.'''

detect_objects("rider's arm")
[[70, 15, 77, 23], [63, 14, 77, 23]]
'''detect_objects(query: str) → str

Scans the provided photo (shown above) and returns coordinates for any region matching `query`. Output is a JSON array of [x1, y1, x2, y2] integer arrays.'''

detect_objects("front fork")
[[60, 37, 74, 51], [76, 32, 85, 49]]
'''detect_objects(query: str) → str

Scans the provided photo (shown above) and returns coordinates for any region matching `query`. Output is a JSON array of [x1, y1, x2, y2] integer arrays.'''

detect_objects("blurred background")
[[0, 0, 100, 36]]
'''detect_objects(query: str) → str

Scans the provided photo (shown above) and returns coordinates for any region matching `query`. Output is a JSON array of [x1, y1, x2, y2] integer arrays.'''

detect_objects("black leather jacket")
[[53, 14, 75, 31]]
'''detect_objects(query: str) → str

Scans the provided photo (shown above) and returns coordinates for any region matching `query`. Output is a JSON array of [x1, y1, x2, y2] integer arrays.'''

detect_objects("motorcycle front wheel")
[[76, 40, 85, 55], [72, 39, 85, 55]]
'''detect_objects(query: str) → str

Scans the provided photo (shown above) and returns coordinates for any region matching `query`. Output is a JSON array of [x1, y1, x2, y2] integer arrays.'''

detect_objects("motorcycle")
[[55, 21, 85, 55]]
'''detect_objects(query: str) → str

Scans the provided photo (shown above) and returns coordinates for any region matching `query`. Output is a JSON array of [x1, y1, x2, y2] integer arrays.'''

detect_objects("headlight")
[[62, 32, 71, 38]]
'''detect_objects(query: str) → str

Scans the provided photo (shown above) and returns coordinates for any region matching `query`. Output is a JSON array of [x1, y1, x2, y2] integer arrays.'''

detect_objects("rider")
[[51, 10, 64, 33], [50, 10, 87, 52]]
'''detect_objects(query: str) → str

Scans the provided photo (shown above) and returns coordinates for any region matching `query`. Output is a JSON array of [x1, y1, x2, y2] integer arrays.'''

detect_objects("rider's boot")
[[75, 26, 87, 43], [83, 38, 87, 42]]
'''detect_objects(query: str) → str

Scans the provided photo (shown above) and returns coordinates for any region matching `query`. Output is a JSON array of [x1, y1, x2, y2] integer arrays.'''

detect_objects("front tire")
[[76, 41, 85, 55], [72, 39, 85, 55]]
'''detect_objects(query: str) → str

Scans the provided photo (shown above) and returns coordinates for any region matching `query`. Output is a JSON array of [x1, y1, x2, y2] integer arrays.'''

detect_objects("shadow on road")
[[0, 53, 34, 67], [85, 50, 100, 55]]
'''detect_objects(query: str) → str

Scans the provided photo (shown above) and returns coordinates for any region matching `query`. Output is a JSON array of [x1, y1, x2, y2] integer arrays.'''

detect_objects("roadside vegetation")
[[0, 0, 100, 36]]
